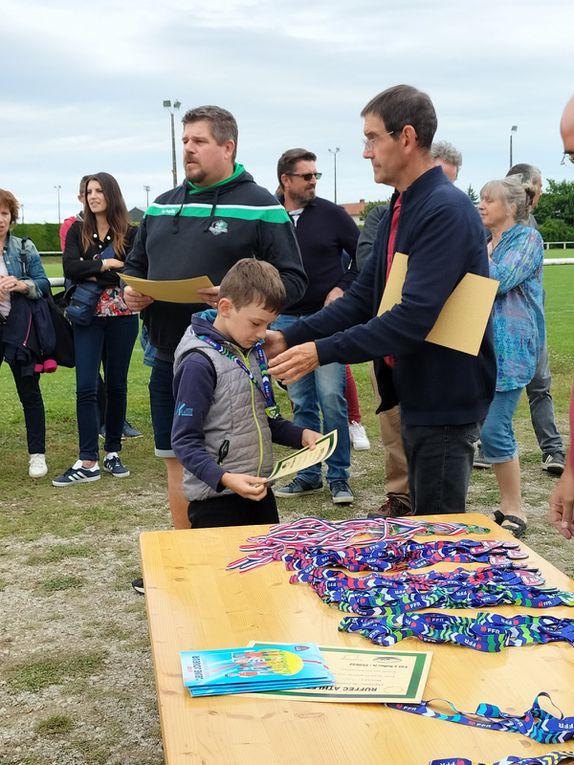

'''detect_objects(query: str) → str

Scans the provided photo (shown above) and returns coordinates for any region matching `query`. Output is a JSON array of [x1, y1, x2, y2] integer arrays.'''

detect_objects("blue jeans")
[[272, 314, 350, 484], [401, 421, 480, 514], [0, 335, 45, 454], [526, 341, 564, 456], [74, 314, 139, 460], [480, 388, 523, 463]]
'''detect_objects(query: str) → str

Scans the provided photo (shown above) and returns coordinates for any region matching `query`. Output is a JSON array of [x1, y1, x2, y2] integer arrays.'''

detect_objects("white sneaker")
[[29, 453, 48, 478], [349, 421, 370, 451]]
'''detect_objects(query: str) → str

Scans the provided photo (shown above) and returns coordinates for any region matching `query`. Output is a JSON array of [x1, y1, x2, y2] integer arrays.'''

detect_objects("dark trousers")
[[0, 336, 46, 454], [400, 421, 480, 514], [74, 314, 139, 460], [188, 491, 279, 528]]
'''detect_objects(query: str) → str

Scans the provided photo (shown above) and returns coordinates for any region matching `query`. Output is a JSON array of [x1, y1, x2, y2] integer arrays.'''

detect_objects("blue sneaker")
[[103, 453, 130, 478], [329, 480, 354, 505], [274, 476, 323, 498], [52, 460, 101, 487]]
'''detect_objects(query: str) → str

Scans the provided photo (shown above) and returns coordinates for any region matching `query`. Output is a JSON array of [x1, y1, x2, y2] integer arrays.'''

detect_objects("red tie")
[[384, 194, 402, 368]]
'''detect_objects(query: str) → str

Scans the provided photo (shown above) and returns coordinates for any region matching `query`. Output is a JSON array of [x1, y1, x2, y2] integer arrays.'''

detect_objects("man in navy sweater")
[[273, 148, 360, 505], [268, 85, 496, 515]]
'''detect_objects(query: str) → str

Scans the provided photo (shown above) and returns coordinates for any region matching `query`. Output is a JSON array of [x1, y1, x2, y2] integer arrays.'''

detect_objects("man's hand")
[[549, 460, 574, 540], [197, 285, 220, 308], [301, 429, 323, 450], [268, 342, 319, 385], [221, 472, 268, 501], [264, 330, 287, 360], [324, 286, 344, 306], [123, 285, 154, 312]]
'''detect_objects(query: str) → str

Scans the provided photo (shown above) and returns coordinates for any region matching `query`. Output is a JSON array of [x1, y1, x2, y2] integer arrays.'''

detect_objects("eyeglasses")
[[285, 172, 322, 181], [560, 152, 574, 166], [363, 131, 395, 151]]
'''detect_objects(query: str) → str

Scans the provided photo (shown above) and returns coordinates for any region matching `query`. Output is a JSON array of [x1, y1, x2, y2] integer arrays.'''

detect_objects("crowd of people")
[[2, 86, 573, 587]]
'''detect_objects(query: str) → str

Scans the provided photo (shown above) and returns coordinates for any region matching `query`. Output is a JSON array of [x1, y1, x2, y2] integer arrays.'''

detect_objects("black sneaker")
[[122, 421, 143, 439], [103, 453, 130, 478], [542, 453, 565, 476], [52, 461, 101, 487], [132, 577, 144, 595]]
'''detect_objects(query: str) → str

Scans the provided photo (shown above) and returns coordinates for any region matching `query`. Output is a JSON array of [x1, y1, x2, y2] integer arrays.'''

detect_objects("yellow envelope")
[[377, 253, 498, 356], [121, 274, 214, 304]]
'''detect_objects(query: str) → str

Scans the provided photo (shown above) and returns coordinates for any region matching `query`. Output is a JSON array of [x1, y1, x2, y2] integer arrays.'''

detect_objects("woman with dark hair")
[[0, 188, 50, 478], [477, 176, 545, 537], [53, 173, 139, 486]]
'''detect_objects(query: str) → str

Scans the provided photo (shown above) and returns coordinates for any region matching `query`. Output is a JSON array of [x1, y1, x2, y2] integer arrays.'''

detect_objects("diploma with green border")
[[268, 430, 338, 484]]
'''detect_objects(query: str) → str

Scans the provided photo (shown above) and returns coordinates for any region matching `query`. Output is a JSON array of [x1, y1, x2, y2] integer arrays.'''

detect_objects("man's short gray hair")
[[431, 140, 462, 170], [182, 105, 238, 160]]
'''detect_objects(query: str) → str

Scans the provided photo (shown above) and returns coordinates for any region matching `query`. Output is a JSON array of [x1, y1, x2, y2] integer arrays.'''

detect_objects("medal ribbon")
[[390, 692, 574, 744], [338, 612, 574, 652], [428, 752, 574, 765]]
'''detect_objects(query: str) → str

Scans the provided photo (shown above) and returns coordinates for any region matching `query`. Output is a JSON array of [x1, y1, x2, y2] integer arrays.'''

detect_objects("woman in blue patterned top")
[[478, 176, 545, 537]]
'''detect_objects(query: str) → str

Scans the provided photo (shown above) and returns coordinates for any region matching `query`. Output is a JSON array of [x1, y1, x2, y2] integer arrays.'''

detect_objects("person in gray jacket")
[[171, 259, 320, 528]]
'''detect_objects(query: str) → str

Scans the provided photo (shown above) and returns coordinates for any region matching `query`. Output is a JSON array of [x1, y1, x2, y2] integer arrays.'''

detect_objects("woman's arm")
[[489, 227, 544, 294], [16, 238, 50, 298], [63, 221, 105, 283]]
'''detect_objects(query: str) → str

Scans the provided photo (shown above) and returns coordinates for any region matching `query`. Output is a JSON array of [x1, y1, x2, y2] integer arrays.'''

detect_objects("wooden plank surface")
[[140, 513, 574, 765]]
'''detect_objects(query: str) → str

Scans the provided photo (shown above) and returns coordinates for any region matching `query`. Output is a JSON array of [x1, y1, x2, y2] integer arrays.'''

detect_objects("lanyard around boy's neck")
[[197, 334, 280, 419]]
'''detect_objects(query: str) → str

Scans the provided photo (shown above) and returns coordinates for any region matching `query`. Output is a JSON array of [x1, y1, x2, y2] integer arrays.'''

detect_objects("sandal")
[[498, 514, 527, 539]]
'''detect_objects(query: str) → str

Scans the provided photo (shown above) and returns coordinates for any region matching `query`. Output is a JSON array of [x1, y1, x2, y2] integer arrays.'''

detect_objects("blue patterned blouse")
[[489, 223, 545, 391]]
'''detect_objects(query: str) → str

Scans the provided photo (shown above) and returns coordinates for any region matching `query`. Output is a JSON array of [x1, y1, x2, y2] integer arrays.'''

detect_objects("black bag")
[[46, 291, 74, 367], [18, 237, 75, 368], [65, 281, 102, 326]]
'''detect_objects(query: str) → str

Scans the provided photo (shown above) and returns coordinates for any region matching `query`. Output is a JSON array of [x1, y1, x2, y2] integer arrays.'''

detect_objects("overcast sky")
[[3, 0, 574, 224]]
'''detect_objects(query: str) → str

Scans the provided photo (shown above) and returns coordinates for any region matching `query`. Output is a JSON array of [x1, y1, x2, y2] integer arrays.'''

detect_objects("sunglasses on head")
[[286, 172, 322, 181]]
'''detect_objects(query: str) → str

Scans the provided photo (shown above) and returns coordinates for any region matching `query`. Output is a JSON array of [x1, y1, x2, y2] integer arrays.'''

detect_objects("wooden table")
[[140, 513, 574, 764]]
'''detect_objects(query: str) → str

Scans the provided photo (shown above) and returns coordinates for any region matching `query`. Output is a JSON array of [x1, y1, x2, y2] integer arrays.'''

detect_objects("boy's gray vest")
[[173, 326, 273, 502]]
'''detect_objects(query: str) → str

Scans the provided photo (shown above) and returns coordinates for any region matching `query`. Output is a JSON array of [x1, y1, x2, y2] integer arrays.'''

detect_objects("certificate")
[[377, 252, 498, 356], [268, 430, 338, 484], [247, 642, 432, 703], [121, 273, 214, 303]]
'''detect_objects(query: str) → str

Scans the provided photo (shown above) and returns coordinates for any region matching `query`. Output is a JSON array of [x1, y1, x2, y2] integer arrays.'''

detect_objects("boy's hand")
[[301, 429, 323, 450], [221, 472, 268, 501]]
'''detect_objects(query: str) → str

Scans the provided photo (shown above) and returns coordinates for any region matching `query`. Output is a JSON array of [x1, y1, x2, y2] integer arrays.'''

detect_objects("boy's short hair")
[[218, 258, 286, 314]]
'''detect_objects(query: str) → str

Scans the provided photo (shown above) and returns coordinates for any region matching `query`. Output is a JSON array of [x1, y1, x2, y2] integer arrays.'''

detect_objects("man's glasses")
[[286, 172, 322, 181], [363, 131, 395, 151], [561, 152, 574, 166]]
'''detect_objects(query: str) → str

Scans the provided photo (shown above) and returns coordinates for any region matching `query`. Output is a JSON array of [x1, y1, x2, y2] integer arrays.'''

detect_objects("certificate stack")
[[180, 642, 335, 697]]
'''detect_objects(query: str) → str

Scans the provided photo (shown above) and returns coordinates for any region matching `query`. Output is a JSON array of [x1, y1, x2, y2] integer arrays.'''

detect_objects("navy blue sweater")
[[283, 196, 359, 315], [282, 167, 496, 427]]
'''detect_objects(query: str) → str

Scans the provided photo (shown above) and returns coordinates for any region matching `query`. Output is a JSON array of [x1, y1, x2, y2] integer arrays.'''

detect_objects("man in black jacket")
[[268, 85, 496, 515], [123, 106, 306, 539], [273, 148, 359, 505]]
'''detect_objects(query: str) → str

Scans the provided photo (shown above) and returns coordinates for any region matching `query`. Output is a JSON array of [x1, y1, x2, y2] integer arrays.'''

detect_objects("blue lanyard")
[[391, 692, 574, 744], [338, 611, 574, 652], [428, 753, 574, 765], [197, 334, 280, 419]]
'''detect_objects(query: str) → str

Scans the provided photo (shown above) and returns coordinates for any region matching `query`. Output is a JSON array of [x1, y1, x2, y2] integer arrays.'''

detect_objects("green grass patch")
[[5, 651, 106, 692], [40, 574, 84, 592], [35, 713, 75, 736], [26, 543, 93, 565]]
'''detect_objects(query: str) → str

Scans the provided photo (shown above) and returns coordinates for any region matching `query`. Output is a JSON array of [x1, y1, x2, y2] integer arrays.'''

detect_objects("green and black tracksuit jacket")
[[123, 163, 307, 360]]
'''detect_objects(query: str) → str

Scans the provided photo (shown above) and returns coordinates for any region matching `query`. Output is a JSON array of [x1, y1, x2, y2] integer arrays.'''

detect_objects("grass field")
[[1, 263, 573, 764]]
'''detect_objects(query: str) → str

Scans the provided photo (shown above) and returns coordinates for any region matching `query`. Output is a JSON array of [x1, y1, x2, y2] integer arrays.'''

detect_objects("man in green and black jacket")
[[123, 105, 306, 540]]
